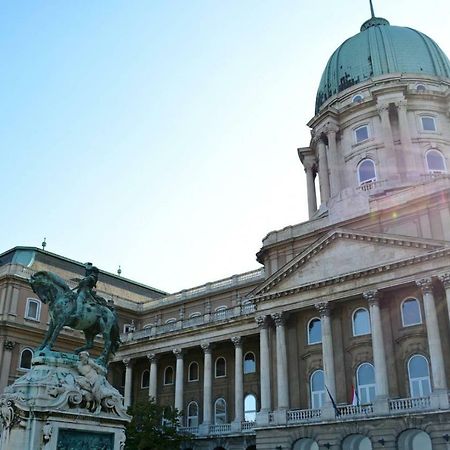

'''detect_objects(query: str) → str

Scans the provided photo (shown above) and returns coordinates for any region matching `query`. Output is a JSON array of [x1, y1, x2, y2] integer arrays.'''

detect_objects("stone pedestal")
[[0, 351, 130, 450]]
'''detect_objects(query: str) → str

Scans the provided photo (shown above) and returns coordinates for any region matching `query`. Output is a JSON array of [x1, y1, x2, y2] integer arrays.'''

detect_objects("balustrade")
[[287, 409, 321, 423], [389, 396, 431, 412]]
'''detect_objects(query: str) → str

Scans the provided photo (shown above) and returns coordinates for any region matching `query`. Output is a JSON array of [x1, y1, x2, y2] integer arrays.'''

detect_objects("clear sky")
[[2, 1, 450, 293]]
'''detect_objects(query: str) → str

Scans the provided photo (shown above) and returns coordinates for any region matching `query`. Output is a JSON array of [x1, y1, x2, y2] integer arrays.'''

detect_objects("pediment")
[[253, 229, 446, 297]]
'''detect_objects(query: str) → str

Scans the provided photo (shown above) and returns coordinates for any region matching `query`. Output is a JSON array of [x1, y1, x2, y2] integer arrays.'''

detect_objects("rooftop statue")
[[30, 264, 121, 366]]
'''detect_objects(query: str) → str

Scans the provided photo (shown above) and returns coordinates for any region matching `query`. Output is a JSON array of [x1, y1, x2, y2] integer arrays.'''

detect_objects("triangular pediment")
[[252, 229, 446, 297]]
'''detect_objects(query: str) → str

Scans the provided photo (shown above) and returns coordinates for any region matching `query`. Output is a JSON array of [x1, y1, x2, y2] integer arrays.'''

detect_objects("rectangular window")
[[25, 299, 41, 321], [355, 125, 369, 143], [421, 116, 436, 132]]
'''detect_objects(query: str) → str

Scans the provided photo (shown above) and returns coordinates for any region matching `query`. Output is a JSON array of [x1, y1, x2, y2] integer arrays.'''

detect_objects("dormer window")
[[421, 116, 436, 132], [426, 149, 447, 173], [357, 159, 377, 185], [352, 94, 364, 103], [416, 84, 426, 92], [355, 125, 369, 143]]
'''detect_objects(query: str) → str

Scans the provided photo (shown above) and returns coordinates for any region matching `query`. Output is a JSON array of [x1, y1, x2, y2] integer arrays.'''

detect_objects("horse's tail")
[[110, 320, 121, 356]]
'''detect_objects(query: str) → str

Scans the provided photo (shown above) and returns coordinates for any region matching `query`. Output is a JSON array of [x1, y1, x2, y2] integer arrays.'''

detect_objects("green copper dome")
[[315, 17, 450, 113]]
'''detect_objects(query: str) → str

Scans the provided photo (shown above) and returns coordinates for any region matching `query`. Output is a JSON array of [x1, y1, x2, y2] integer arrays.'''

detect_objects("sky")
[[2, 0, 450, 293]]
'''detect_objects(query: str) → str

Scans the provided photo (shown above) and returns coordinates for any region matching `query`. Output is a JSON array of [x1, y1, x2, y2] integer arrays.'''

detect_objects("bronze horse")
[[30, 271, 120, 365]]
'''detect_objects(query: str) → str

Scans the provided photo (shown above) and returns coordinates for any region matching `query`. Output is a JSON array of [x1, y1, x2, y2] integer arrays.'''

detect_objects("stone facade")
[[2, 11, 450, 450]]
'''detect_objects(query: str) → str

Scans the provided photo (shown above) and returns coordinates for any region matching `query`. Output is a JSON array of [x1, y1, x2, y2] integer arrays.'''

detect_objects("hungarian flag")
[[351, 384, 359, 406]]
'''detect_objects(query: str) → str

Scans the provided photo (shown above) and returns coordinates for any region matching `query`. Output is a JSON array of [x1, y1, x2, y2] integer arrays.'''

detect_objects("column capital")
[[416, 278, 433, 294], [315, 301, 331, 317], [324, 123, 339, 135], [271, 312, 287, 326], [173, 348, 184, 359], [123, 357, 132, 367], [377, 103, 390, 114], [363, 290, 379, 306], [395, 99, 408, 110], [3, 340, 15, 351], [256, 315, 269, 329], [201, 342, 212, 354], [147, 353, 158, 362], [438, 273, 450, 288], [231, 336, 242, 347]]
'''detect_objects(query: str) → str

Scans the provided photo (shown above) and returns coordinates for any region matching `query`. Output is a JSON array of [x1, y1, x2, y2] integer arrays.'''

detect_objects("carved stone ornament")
[[3, 340, 15, 351], [0, 398, 17, 431], [315, 302, 331, 317], [271, 312, 285, 326], [362, 290, 379, 306], [43, 421, 53, 442], [416, 278, 433, 294], [173, 348, 183, 359], [147, 353, 157, 362], [123, 357, 131, 367], [201, 342, 211, 353], [438, 273, 450, 288], [255, 315, 268, 328], [231, 336, 242, 347]]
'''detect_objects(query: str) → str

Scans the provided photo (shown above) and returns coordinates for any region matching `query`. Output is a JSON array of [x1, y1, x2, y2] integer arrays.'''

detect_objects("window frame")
[[244, 393, 257, 422], [188, 361, 199, 382], [310, 369, 325, 410], [420, 115, 437, 132], [354, 124, 370, 144], [408, 354, 431, 398], [307, 317, 322, 345], [425, 149, 447, 174], [215, 357, 227, 378], [401, 297, 423, 327], [141, 369, 150, 389], [352, 307, 371, 336], [19, 347, 33, 370], [25, 298, 41, 322], [214, 398, 227, 424], [164, 366, 174, 385], [357, 158, 377, 185], [352, 94, 364, 104], [243, 352, 256, 374], [186, 401, 199, 428], [356, 362, 376, 405]]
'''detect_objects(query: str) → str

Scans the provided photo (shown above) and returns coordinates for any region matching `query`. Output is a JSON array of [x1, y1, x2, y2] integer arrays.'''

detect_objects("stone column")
[[201, 343, 213, 425], [173, 348, 184, 413], [316, 302, 336, 401], [301, 155, 318, 218], [377, 103, 398, 180], [396, 100, 415, 178], [438, 274, 450, 328], [0, 340, 15, 393], [231, 336, 244, 424], [416, 279, 447, 391], [256, 316, 271, 412], [271, 312, 289, 410], [123, 357, 133, 408], [147, 353, 158, 401], [363, 291, 389, 399], [316, 138, 330, 203], [325, 125, 340, 196]]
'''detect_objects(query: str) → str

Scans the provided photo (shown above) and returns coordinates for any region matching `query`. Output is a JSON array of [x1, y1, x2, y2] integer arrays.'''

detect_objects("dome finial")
[[369, 0, 375, 18]]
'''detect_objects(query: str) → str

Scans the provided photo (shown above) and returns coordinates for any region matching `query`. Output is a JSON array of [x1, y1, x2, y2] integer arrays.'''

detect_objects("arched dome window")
[[401, 298, 422, 327], [307, 318, 322, 344], [243, 352, 256, 374], [416, 84, 426, 92], [352, 308, 371, 336], [19, 348, 33, 370], [356, 363, 375, 404], [357, 159, 377, 185], [186, 401, 199, 427], [426, 149, 446, 173], [408, 355, 431, 398], [188, 362, 199, 382], [214, 398, 227, 424], [141, 369, 150, 388], [215, 357, 226, 377], [244, 394, 257, 422], [310, 369, 325, 409], [352, 94, 364, 103], [164, 366, 174, 385]]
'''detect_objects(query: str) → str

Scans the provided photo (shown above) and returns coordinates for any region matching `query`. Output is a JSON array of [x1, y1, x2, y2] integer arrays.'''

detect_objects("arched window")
[[243, 352, 256, 374], [188, 362, 199, 382], [164, 366, 174, 385], [356, 363, 375, 404], [357, 159, 377, 185], [401, 298, 422, 327], [426, 149, 446, 173], [25, 298, 41, 321], [352, 94, 364, 103], [398, 429, 432, 450], [310, 369, 325, 409], [352, 308, 371, 336], [214, 398, 227, 424], [141, 369, 150, 388], [215, 357, 226, 377], [408, 355, 431, 398], [416, 84, 426, 92], [244, 394, 257, 422], [187, 401, 199, 427], [307, 318, 321, 344], [19, 348, 33, 370]]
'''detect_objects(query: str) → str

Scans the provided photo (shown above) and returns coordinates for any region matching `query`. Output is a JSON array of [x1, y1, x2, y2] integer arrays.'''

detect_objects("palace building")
[[2, 8, 450, 450]]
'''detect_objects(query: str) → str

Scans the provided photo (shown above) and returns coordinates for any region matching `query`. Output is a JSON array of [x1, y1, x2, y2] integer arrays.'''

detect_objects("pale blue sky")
[[2, 1, 450, 292]]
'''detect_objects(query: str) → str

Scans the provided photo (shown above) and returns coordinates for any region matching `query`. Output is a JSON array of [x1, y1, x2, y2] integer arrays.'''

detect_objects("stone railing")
[[389, 396, 431, 413], [337, 404, 373, 417], [177, 426, 199, 435], [287, 408, 321, 423], [241, 421, 256, 432], [209, 424, 232, 435]]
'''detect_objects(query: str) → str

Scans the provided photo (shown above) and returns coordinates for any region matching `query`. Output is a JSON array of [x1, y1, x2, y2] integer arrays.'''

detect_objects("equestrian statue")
[[30, 264, 121, 366]]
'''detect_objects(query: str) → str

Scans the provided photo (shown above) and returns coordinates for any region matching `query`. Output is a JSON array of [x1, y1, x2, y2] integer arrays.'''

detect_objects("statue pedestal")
[[0, 352, 130, 450]]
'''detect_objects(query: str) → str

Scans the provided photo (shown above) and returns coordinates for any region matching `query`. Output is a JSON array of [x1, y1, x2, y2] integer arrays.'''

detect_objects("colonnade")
[[121, 275, 450, 417]]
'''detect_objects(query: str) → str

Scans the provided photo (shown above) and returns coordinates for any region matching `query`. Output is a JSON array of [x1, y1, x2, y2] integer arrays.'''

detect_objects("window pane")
[[141, 370, 149, 388], [311, 370, 324, 391], [355, 126, 369, 142], [164, 367, 173, 384], [244, 353, 256, 374], [308, 319, 321, 344], [422, 117, 436, 131], [427, 150, 446, 172], [409, 355, 429, 378], [20, 349, 33, 369], [216, 358, 226, 377], [358, 160, 376, 183], [402, 299, 421, 326], [311, 370, 325, 409], [358, 363, 375, 384], [244, 394, 256, 421], [353, 309, 371, 335], [189, 362, 198, 381]]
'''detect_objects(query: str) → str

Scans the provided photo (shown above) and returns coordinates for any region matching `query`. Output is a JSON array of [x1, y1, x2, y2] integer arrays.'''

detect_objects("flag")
[[351, 384, 359, 406], [325, 385, 340, 416]]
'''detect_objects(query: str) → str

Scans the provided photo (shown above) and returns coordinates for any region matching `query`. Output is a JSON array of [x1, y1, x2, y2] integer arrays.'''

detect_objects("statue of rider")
[[70, 263, 101, 320]]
